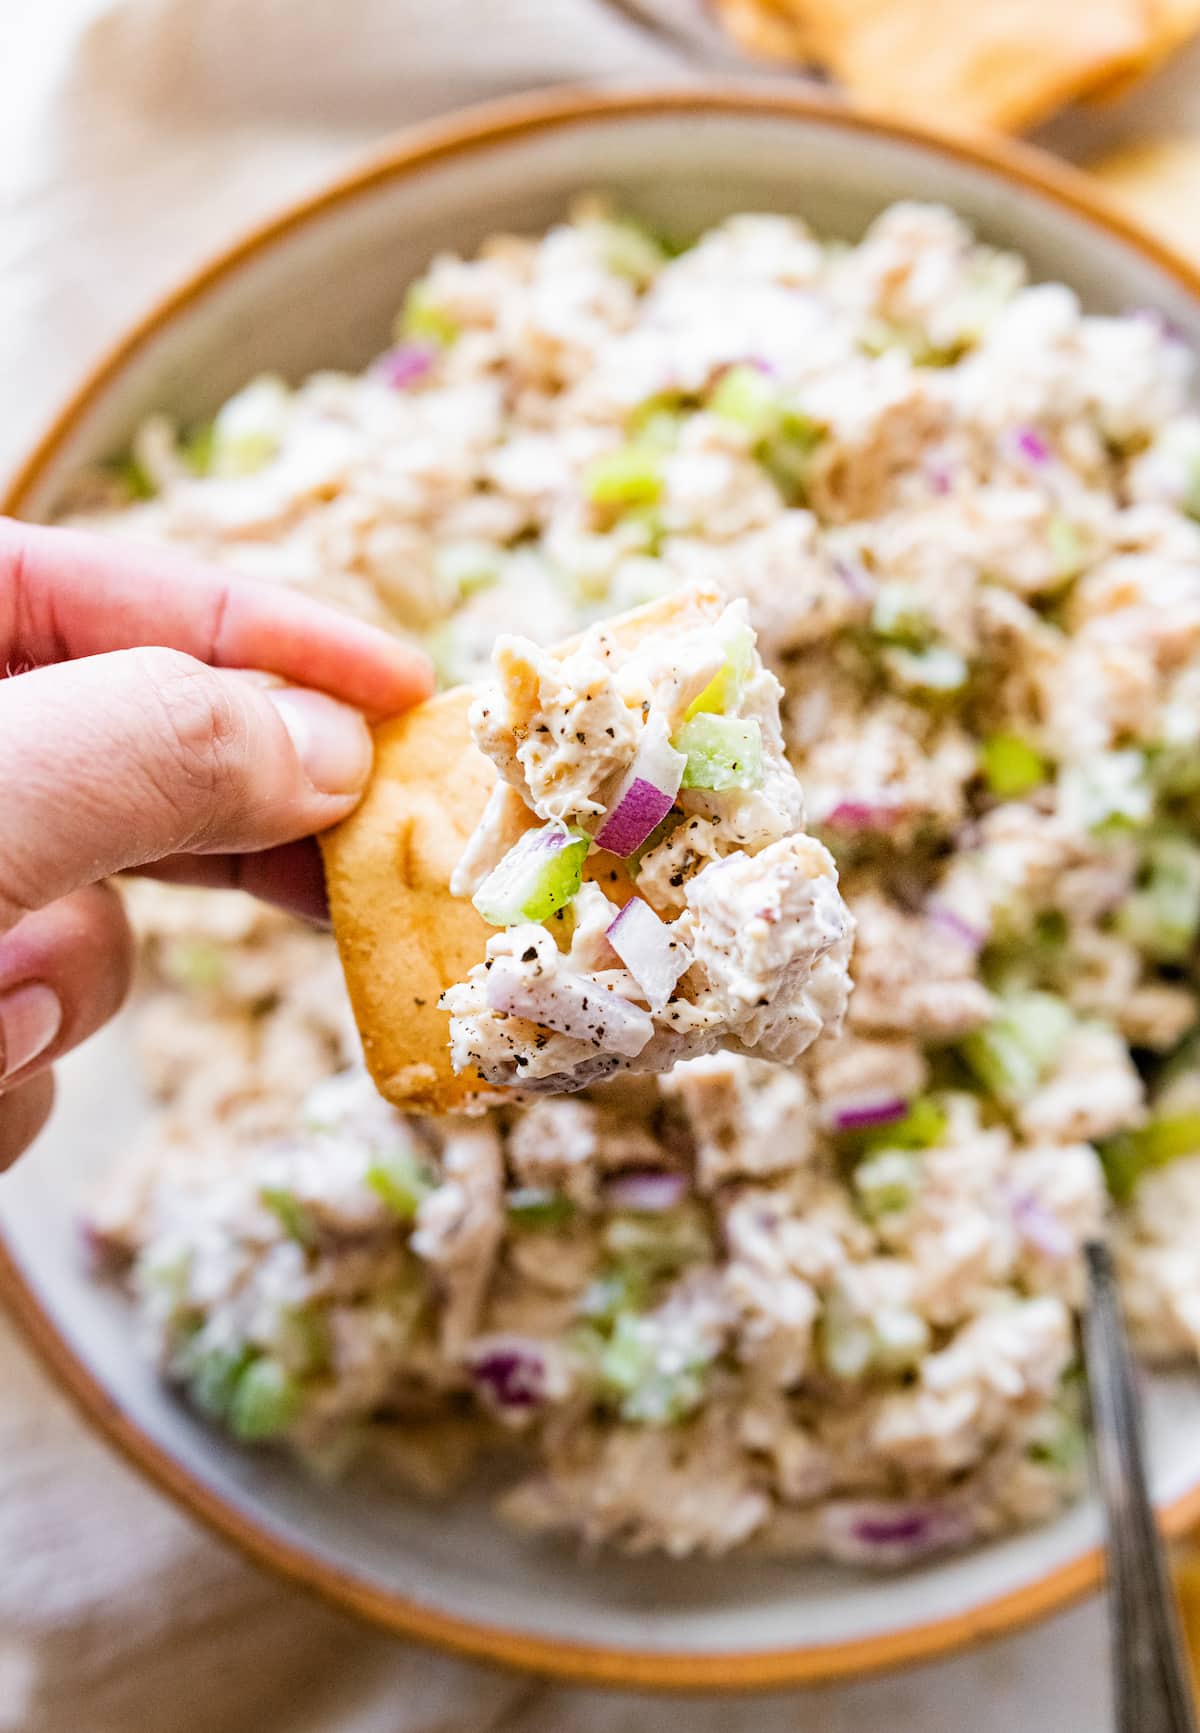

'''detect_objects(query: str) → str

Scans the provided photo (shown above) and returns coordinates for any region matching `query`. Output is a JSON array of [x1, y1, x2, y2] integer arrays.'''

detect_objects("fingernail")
[[0, 983, 62, 1084], [267, 688, 372, 796]]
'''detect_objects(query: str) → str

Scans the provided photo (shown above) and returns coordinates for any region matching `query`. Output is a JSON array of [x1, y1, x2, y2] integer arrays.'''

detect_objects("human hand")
[[0, 517, 433, 1167]]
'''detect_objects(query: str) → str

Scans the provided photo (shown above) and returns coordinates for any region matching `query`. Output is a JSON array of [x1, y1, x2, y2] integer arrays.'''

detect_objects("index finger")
[[0, 518, 433, 716]]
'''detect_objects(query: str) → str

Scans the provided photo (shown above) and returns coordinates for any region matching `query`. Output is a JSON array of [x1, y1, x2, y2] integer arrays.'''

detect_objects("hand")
[[0, 517, 432, 1168]]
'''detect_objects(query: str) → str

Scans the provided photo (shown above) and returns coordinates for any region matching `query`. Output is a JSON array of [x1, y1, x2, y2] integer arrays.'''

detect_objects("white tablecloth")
[[3, 6, 1199, 1727]]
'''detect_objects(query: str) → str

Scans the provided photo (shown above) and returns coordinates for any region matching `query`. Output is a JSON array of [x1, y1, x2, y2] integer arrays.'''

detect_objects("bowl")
[[6, 84, 1200, 1692]]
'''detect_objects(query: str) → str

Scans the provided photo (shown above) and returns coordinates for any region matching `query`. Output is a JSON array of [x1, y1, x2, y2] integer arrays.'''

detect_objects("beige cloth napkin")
[[0, 5, 1194, 1728]]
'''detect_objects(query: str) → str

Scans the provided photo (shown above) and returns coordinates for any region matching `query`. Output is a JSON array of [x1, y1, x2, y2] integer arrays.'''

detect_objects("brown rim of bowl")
[[5, 82, 1200, 1692]]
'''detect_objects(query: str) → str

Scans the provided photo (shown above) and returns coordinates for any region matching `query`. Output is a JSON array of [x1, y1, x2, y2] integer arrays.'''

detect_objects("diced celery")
[[597, 1315, 709, 1425], [961, 992, 1074, 1104], [182, 421, 215, 475], [1027, 1406, 1085, 1474], [864, 1096, 947, 1152], [210, 376, 290, 476], [186, 1340, 255, 1422], [870, 583, 931, 650], [275, 1304, 331, 1377], [626, 394, 686, 448], [1098, 1112, 1200, 1202], [591, 217, 667, 284], [506, 1186, 576, 1230], [758, 405, 823, 502], [980, 732, 1047, 799], [229, 1357, 302, 1442], [472, 825, 590, 927], [259, 1185, 316, 1248], [434, 539, 504, 599], [112, 455, 156, 500], [1060, 751, 1153, 836], [602, 1204, 711, 1275], [884, 644, 968, 697], [1047, 513, 1088, 579], [584, 443, 664, 509], [365, 1146, 436, 1219], [873, 1308, 930, 1371], [397, 279, 459, 346], [854, 1149, 920, 1218], [162, 936, 226, 992], [819, 1294, 876, 1381], [683, 623, 756, 720], [707, 365, 779, 439], [578, 1263, 649, 1325], [674, 714, 764, 791], [1116, 835, 1200, 964]]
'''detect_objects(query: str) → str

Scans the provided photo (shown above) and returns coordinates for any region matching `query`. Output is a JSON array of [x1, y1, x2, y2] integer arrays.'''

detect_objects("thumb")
[[0, 646, 374, 927]]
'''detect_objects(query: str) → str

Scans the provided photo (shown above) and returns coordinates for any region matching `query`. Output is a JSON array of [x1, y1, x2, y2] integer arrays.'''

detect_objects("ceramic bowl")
[[6, 85, 1200, 1691]]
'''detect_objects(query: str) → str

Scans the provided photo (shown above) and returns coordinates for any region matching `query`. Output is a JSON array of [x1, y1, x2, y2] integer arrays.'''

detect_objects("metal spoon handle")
[[1083, 1240, 1198, 1733]]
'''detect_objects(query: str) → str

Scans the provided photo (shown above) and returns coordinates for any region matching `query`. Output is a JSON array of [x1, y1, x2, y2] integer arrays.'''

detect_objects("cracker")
[[323, 586, 723, 1113], [712, 0, 1152, 132], [1091, 136, 1200, 264], [1086, 0, 1200, 104]]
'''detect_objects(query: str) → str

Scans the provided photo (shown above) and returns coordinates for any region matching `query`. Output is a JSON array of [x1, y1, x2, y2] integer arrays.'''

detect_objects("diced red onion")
[[371, 343, 436, 389], [595, 715, 685, 857], [923, 457, 955, 496], [468, 1337, 554, 1414], [824, 799, 904, 833], [1010, 1191, 1074, 1260], [832, 556, 874, 601], [486, 956, 654, 1056], [925, 898, 987, 954], [605, 896, 690, 1013], [1013, 426, 1050, 466], [821, 1093, 909, 1134], [604, 1168, 689, 1212], [821, 1500, 973, 1568]]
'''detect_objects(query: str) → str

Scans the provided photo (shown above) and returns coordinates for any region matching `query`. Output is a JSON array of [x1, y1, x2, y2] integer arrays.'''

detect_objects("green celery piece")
[[674, 714, 764, 792], [1047, 513, 1088, 579], [980, 732, 1047, 799], [682, 623, 756, 721], [164, 936, 226, 992], [854, 1149, 920, 1218], [1027, 1408, 1085, 1474], [182, 421, 215, 475], [884, 644, 968, 696], [961, 992, 1073, 1103], [506, 1186, 577, 1230], [578, 1263, 650, 1326], [707, 365, 779, 439], [1098, 1112, 1200, 1203], [229, 1357, 302, 1443], [597, 1315, 708, 1425], [584, 443, 664, 509], [862, 1096, 947, 1152], [365, 1146, 436, 1220], [758, 405, 823, 502], [1117, 835, 1200, 964], [472, 826, 589, 927], [187, 1341, 255, 1423], [434, 539, 503, 599], [259, 1185, 316, 1248], [603, 1204, 711, 1276], [871, 583, 931, 650], [112, 455, 156, 500], [398, 279, 459, 346], [592, 218, 667, 284], [276, 1304, 331, 1377]]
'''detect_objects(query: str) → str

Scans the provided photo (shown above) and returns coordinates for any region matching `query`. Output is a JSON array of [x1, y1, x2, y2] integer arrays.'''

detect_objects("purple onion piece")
[[605, 895, 690, 1013], [596, 778, 675, 858], [824, 799, 904, 833], [1010, 1191, 1074, 1260], [468, 1338, 552, 1413], [1013, 426, 1050, 466], [832, 556, 874, 601], [486, 957, 654, 1056], [822, 1499, 973, 1568], [925, 899, 987, 954], [823, 1094, 910, 1134], [604, 1168, 689, 1212], [371, 342, 436, 389]]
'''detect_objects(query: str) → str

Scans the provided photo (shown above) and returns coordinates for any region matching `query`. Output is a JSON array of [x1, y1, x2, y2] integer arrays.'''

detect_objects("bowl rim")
[[6, 80, 1200, 1692]]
